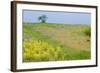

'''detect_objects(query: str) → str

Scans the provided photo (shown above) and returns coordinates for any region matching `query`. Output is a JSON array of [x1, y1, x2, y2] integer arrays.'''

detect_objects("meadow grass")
[[23, 23, 91, 62]]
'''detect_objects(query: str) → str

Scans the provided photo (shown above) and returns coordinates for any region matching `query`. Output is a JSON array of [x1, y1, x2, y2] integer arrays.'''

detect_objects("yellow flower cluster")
[[23, 39, 66, 62]]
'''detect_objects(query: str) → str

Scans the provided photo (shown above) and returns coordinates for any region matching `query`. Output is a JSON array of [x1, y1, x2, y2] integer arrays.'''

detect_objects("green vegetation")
[[23, 23, 91, 62], [83, 26, 91, 37], [38, 15, 47, 23]]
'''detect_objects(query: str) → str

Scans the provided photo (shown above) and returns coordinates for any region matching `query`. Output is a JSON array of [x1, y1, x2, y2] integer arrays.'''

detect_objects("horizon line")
[[23, 22, 90, 25]]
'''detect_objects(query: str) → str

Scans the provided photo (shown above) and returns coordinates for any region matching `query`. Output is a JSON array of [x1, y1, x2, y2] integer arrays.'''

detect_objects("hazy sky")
[[23, 10, 91, 24]]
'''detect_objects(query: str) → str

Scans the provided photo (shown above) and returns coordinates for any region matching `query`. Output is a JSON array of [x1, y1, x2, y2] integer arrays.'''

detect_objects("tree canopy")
[[38, 15, 47, 23]]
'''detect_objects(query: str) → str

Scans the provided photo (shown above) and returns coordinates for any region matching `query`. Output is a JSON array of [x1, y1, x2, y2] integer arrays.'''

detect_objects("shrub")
[[83, 27, 91, 37]]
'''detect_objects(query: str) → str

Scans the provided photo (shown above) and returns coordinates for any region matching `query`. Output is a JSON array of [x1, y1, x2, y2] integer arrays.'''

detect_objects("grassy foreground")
[[23, 23, 91, 62]]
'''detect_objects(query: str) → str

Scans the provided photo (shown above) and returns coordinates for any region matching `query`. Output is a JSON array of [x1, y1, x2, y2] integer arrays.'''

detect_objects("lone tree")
[[38, 15, 47, 23]]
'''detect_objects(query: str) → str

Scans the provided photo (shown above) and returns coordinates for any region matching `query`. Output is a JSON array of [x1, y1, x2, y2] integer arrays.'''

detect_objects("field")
[[23, 23, 91, 62]]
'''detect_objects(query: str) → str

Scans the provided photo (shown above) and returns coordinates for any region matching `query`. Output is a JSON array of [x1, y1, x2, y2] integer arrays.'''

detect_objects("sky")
[[23, 10, 91, 24]]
